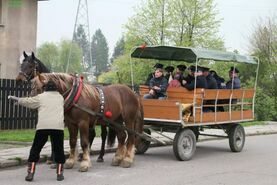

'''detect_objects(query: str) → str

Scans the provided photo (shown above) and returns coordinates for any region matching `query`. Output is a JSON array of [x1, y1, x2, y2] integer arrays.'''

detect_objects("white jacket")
[[18, 91, 64, 131]]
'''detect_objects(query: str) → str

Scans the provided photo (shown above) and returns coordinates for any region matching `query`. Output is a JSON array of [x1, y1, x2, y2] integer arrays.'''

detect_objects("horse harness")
[[19, 60, 38, 82], [63, 76, 106, 115], [64, 76, 84, 112]]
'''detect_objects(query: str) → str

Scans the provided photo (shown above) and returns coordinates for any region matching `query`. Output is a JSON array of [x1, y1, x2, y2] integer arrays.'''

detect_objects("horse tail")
[[135, 96, 144, 134], [107, 127, 116, 147]]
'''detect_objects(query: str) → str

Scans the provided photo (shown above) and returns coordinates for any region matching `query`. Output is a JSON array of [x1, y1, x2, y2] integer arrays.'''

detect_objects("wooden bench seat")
[[139, 85, 255, 125]]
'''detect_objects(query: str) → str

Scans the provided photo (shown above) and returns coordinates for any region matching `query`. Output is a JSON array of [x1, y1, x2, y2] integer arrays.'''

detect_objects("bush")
[[255, 88, 277, 121]]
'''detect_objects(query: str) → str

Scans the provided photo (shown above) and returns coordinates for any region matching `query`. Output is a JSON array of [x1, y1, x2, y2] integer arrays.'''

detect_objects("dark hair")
[[44, 80, 57, 91]]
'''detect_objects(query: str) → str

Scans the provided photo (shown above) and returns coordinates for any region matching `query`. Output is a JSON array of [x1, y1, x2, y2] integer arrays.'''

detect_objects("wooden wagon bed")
[[139, 85, 255, 126]]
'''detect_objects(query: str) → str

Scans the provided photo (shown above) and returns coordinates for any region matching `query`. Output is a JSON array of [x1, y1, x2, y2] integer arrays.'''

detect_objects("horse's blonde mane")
[[39, 73, 98, 99]]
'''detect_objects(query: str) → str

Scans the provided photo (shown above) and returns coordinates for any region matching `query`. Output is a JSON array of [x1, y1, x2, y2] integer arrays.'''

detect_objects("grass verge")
[[0, 126, 101, 142]]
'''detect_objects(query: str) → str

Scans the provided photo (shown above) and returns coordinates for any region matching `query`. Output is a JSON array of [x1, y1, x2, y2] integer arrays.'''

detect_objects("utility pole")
[[66, 0, 94, 81]]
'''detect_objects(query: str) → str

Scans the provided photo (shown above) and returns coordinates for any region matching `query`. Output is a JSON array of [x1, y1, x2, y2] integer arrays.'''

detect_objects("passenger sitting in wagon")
[[210, 70, 225, 89], [164, 66, 174, 83], [168, 73, 181, 87], [145, 63, 164, 86], [175, 64, 187, 86], [183, 65, 195, 86], [183, 66, 208, 90], [226, 67, 241, 89], [143, 68, 168, 99]]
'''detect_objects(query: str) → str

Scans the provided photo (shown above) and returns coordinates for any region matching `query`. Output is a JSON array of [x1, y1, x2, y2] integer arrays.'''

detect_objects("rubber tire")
[[173, 128, 196, 161], [228, 124, 245, 152], [136, 128, 151, 154]]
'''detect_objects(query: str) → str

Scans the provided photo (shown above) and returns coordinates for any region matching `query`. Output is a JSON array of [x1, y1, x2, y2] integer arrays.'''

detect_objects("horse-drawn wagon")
[[131, 46, 259, 161], [15, 47, 259, 169]]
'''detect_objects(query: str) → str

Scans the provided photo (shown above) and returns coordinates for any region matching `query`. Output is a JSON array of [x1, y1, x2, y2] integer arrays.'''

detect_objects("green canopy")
[[131, 46, 257, 64]]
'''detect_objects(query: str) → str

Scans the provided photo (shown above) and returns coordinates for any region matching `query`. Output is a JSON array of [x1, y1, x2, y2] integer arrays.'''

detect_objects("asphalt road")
[[0, 134, 276, 185]]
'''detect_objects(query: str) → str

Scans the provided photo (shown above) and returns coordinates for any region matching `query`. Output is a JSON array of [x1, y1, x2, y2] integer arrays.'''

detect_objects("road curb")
[[0, 130, 277, 169]]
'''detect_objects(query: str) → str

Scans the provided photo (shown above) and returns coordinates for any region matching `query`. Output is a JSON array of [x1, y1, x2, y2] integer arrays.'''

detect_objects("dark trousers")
[[28, 130, 65, 164]]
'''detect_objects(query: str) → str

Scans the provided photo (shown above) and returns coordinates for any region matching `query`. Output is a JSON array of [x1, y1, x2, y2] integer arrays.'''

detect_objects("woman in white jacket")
[[9, 80, 65, 181]]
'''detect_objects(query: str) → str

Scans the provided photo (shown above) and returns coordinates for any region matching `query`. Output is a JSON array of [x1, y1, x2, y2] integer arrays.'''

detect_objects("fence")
[[0, 79, 37, 130]]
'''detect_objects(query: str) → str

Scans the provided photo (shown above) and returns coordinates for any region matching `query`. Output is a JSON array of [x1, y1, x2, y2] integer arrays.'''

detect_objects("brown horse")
[[15, 52, 111, 163], [30, 73, 144, 171]]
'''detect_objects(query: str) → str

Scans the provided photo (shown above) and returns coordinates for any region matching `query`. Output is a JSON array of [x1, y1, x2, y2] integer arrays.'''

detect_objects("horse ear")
[[23, 51, 28, 58], [31, 52, 35, 60]]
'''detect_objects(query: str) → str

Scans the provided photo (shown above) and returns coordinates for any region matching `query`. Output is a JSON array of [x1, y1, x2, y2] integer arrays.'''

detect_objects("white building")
[[0, 0, 46, 79]]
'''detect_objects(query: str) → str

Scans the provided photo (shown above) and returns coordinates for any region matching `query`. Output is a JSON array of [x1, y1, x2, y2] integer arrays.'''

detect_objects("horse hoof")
[[64, 160, 74, 169], [79, 166, 89, 172], [120, 159, 132, 168], [97, 158, 104, 163], [79, 160, 91, 172], [111, 157, 121, 166]]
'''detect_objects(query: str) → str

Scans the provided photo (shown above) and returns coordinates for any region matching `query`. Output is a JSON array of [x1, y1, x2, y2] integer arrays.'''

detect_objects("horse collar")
[[96, 87, 105, 113]]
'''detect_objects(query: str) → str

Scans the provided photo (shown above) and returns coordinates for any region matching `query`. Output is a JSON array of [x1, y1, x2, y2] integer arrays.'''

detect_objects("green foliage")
[[112, 36, 125, 61], [124, 0, 224, 50], [255, 88, 277, 121], [73, 25, 92, 71], [249, 16, 277, 120], [59, 39, 83, 73], [91, 29, 109, 77], [37, 39, 83, 74], [37, 42, 59, 71]]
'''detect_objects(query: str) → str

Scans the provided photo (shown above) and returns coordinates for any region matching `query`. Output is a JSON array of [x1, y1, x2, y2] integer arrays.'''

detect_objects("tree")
[[73, 25, 92, 71], [59, 39, 83, 73], [37, 42, 59, 71], [249, 15, 277, 120], [124, 0, 224, 50], [37, 40, 83, 73], [125, 0, 171, 49], [91, 29, 109, 77], [168, 0, 223, 49], [111, 36, 125, 61]]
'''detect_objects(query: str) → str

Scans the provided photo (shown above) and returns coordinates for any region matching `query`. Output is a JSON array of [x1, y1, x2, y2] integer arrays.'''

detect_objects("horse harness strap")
[[64, 76, 84, 112], [96, 86, 105, 113], [73, 103, 151, 141]]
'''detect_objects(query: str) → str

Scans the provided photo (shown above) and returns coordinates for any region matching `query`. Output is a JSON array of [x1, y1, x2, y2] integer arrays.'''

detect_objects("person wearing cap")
[[210, 70, 225, 89], [175, 64, 187, 85], [226, 67, 241, 89], [202, 66, 218, 89], [202, 67, 218, 112], [183, 66, 208, 90], [8, 80, 65, 181], [164, 66, 174, 83], [183, 65, 195, 85], [144, 68, 168, 99], [145, 63, 164, 86]]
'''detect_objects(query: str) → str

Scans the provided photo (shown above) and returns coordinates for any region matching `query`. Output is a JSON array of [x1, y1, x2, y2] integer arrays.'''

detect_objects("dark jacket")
[[206, 74, 218, 89], [226, 77, 241, 89], [184, 75, 208, 90], [183, 74, 194, 85], [145, 73, 155, 86], [149, 76, 168, 97]]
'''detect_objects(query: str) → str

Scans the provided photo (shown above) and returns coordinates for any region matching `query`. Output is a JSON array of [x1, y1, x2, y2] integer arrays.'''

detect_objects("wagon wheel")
[[135, 128, 151, 154], [173, 128, 196, 161], [228, 124, 245, 152]]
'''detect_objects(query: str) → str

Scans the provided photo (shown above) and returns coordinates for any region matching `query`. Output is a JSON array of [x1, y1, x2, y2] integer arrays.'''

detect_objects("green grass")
[[0, 126, 102, 142], [242, 121, 266, 127], [0, 122, 265, 142]]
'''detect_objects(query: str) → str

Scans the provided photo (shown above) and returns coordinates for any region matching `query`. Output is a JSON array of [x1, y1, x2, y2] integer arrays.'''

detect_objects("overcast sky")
[[37, 0, 277, 55]]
